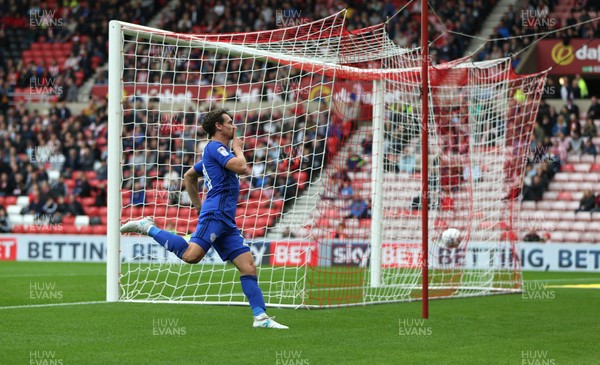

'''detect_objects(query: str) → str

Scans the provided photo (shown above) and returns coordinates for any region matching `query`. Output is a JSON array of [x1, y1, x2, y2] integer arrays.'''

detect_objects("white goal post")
[[106, 15, 547, 308]]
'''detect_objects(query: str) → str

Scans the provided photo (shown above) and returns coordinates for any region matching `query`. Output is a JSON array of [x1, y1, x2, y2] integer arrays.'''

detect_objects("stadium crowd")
[[0, 0, 163, 101], [475, 0, 599, 68], [0, 0, 599, 238]]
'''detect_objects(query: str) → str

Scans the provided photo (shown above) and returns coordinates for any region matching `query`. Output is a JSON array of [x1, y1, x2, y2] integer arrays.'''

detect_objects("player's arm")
[[225, 135, 247, 175], [184, 166, 203, 213]]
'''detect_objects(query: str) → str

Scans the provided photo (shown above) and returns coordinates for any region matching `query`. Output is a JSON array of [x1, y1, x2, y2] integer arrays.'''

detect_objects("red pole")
[[421, 0, 430, 319]]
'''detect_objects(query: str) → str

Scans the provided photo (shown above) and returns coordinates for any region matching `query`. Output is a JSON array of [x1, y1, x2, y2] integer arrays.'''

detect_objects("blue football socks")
[[240, 275, 266, 316], [148, 226, 189, 259]]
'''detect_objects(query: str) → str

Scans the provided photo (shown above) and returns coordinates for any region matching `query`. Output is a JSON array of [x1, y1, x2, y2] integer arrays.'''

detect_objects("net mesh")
[[116, 11, 547, 307]]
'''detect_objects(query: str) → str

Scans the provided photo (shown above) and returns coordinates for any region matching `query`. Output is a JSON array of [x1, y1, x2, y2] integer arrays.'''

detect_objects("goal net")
[[107, 11, 547, 307]]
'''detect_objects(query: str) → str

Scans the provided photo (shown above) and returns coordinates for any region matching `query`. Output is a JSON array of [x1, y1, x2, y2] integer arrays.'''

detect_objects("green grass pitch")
[[0, 262, 598, 365]]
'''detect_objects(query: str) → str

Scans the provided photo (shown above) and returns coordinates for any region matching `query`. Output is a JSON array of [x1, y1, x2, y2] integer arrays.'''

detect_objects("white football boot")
[[252, 314, 289, 329], [119, 217, 155, 235]]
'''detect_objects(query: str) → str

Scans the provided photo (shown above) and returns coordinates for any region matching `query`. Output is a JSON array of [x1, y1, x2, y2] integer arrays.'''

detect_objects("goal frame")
[[105, 19, 534, 312], [106, 20, 122, 302]]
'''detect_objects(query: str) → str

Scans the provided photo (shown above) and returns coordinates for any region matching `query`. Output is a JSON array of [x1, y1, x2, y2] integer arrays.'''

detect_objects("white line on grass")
[[0, 273, 100, 278], [0, 301, 106, 310], [524, 277, 600, 284]]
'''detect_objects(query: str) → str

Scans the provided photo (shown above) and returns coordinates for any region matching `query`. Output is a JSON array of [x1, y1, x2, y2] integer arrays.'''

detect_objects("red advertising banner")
[[381, 243, 423, 269], [0, 237, 17, 261], [537, 39, 600, 75], [270, 241, 318, 267]]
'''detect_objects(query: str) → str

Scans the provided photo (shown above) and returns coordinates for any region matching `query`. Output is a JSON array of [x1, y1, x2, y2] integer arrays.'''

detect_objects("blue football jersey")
[[193, 141, 240, 225]]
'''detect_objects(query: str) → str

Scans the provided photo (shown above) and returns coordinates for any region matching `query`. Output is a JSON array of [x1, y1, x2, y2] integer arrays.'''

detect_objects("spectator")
[[534, 166, 550, 191], [569, 131, 584, 155], [63, 148, 81, 175], [58, 195, 85, 216], [131, 181, 146, 206], [362, 131, 373, 155], [576, 74, 589, 98], [11, 173, 27, 196], [332, 220, 347, 240], [398, 146, 417, 174], [522, 175, 545, 202], [79, 147, 96, 171], [568, 113, 582, 136], [346, 192, 370, 220], [282, 227, 297, 239], [339, 180, 354, 199], [560, 77, 572, 103], [24, 188, 43, 215], [552, 115, 568, 136], [0, 172, 14, 196], [582, 118, 598, 138], [582, 138, 598, 157], [575, 190, 596, 212], [72, 172, 92, 198], [96, 160, 108, 181], [346, 153, 365, 172], [565, 98, 580, 119], [553, 132, 569, 163], [94, 183, 107, 207], [0, 206, 11, 233], [49, 176, 69, 198], [523, 229, 544, 242], [587, 96, 600, 119], [570, 79, 581, 99], [542, 79, 558, 99], [41, 197, 59, 216]]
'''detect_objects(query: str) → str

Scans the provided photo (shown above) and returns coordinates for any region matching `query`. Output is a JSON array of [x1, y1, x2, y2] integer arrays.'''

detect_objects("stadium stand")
[[0, 0, 598, 244], [0, 0, 162, 102], [475, 0, 599, 68]]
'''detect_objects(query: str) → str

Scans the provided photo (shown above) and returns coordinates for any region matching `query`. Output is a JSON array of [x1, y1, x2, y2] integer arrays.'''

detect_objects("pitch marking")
[[546, 284, 600, 290], [0, 301, 106, 310]]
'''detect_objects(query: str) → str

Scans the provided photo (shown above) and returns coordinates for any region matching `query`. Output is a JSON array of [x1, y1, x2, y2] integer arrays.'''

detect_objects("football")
[[441, 228, 461, 248]]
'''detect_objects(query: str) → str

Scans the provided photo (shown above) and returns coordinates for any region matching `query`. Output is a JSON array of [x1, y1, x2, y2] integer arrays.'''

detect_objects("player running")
[[120, 108, 288, 329]]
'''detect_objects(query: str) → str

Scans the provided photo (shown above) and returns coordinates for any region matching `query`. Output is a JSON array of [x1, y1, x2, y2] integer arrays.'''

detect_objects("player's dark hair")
[[202, 108, 230, 138]]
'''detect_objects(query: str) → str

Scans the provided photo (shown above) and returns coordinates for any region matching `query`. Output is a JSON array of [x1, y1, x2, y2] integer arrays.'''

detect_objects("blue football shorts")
[[188, 212, 250, 262]]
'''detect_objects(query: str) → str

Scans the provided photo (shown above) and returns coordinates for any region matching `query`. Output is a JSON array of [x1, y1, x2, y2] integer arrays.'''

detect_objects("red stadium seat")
[[154, 206, 167, 216], [62, 215, 76, 225], [85, 206, 100, 216], [92, 225, 107, 235], [4, 196, 17, 205], [79, 226, 93, 234], [85, 171, 97, 180], [557, 192, 572, 201]]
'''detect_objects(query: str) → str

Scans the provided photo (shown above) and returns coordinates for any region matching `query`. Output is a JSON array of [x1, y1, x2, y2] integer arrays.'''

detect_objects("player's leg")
[[231, 251, 265, 315], [120, 217, 205, 263], [220, 230, 288, 329]]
